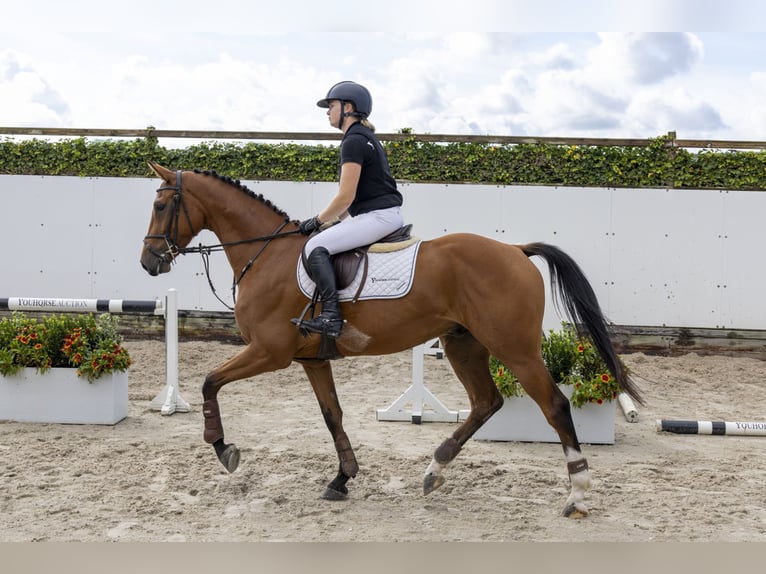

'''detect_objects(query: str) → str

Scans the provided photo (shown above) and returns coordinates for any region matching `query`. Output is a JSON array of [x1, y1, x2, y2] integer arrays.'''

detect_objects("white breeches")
[[304, 206, 404, 256]]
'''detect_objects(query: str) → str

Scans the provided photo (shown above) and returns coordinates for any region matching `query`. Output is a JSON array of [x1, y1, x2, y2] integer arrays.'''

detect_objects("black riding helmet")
[[317, 81, 372, 130]]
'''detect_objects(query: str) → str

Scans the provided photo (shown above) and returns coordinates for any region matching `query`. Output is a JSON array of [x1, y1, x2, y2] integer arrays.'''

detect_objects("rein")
[[184, 220, 300, 310], [144, 170, 303, 310]]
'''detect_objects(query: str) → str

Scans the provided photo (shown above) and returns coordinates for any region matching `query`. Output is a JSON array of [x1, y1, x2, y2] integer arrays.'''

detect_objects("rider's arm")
[[318, 161, 361, 223]]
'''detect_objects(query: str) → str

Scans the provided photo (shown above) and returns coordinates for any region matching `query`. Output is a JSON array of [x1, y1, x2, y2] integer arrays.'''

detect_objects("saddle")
[[303, 224, 415, 292], [297, 224, 415, 361]]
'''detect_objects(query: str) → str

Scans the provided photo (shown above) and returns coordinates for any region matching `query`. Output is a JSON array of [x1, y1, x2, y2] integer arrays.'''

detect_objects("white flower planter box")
[[459, 386, 615, 444], [0, 368, 128, 425]]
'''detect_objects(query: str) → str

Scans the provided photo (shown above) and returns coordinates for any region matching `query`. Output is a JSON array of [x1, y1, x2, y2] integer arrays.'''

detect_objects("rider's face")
[[326, 100, 339, 128], [326, 100, 346, 129]]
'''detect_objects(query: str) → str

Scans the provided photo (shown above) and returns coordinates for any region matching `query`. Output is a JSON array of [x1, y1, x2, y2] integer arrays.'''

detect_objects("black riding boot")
[[296, 247, 344, 338]]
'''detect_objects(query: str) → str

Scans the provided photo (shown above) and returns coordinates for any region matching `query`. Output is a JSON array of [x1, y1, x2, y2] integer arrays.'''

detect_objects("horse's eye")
[[154, 202, 167, 213]]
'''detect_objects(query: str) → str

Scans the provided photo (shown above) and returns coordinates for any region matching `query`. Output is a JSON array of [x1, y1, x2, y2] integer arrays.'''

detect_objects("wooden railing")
[[1, 127, 765, 150]]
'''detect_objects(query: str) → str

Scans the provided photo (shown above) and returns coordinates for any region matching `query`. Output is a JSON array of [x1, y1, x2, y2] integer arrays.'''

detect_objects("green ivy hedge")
[[1, 134, 764, 189]]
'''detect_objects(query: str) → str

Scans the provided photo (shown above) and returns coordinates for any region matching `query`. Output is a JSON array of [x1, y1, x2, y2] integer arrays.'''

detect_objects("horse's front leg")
[[300, 359, 359, 500], [202, 343, 290, 473]]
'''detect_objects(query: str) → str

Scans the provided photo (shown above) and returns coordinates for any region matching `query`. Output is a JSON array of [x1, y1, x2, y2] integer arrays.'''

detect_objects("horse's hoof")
[[423, 473, 445, 495], [219, 444, 240, 473], [563, 502, 589, 518], [321, 486, 348, 501]]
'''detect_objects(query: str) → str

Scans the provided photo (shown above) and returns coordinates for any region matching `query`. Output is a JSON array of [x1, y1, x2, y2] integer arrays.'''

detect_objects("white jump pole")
[[656, 419, 766, 436], [617, 392, 639, 422], [149, 288, 189, 415], [376, 339, 458, 424]]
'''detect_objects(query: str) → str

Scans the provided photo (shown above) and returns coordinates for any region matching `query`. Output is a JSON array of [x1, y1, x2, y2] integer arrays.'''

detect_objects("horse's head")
[[140, 161, 202, 276]]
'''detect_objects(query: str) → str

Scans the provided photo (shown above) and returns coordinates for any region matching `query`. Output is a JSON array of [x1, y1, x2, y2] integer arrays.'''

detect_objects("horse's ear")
[[147, 161, 173, 181]]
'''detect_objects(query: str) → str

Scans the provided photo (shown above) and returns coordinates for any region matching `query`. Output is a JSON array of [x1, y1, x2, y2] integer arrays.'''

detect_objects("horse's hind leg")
[[507, 356, 591, 518], [423, 328, 504, 495], [431, 327, 591, 517], [301, 360, 359, 500]]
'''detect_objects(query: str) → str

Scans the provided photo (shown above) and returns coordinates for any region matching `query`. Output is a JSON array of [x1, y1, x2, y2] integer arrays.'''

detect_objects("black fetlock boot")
[[295, 247, 344, 338]]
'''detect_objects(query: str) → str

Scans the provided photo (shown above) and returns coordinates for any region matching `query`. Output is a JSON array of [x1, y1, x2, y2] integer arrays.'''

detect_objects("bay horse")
[[140, 162, 642, 518]]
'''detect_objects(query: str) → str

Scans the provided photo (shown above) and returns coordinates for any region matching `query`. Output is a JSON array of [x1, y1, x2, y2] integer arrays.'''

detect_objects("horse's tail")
[[521, 242, 643, 405]]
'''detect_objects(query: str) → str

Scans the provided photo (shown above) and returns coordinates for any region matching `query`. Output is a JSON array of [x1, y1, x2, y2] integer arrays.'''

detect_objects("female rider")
[[293, 81, 403, 339]]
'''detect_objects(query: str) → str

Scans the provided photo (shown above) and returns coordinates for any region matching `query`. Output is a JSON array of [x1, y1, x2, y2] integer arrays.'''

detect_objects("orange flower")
[[600, 373, 610, 383]]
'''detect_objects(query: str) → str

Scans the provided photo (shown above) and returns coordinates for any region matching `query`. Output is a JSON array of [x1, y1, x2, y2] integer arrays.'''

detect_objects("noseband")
[[143, 170, 196, 264]]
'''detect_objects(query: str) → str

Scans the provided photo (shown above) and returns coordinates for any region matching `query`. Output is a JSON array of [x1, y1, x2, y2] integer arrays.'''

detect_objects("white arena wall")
[[0, 174, 763, 333]]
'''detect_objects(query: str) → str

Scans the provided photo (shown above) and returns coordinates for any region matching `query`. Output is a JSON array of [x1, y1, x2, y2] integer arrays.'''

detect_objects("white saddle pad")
[[297, 241, 421, 301]]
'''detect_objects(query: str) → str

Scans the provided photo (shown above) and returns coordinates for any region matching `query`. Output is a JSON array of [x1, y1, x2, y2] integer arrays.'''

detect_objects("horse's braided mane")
[[193, 169, 294, 221]]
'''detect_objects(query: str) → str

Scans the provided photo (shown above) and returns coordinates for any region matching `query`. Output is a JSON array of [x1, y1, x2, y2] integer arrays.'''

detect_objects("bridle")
[[143, 170, 196, 264], [143, 170, 302, 310]]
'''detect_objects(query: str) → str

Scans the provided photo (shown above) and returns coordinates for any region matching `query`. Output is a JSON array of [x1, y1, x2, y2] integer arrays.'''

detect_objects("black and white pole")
[[656, 419, 766, 436], [0, 297, 163, 315]]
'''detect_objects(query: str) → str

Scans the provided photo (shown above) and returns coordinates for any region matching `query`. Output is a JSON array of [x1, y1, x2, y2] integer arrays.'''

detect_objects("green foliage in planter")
[[0, 312, 131, 382], [489, 355, 525, 399], [489, 324, 625, 407], [1, 132, 764, 189]]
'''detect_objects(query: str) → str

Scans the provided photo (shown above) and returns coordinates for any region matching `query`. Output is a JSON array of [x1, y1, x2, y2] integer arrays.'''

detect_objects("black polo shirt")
[[340, 122, 403, 217]]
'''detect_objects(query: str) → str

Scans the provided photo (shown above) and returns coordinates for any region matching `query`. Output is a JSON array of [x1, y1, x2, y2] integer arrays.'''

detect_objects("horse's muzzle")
[[140, 246, 173, 276]]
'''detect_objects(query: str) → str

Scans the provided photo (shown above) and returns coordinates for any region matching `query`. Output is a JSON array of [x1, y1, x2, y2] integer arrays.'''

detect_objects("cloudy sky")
[[2, 1, 765, 142]]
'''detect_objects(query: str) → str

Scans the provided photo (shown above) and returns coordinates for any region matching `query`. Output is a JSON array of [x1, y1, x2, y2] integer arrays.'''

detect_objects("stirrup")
[[293, 316, 344, 339]]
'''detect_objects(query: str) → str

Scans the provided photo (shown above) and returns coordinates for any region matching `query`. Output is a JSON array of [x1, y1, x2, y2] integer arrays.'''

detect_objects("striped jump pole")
[[0, 297, 164, 314], [0, 288, 188, 416], [656, 419, 766, 436]]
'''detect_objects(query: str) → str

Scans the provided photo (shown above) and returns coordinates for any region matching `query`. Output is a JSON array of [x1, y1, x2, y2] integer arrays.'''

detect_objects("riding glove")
[[299, 216, 322, 235]]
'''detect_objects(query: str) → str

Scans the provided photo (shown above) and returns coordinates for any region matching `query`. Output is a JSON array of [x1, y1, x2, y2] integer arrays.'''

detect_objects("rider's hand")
[[298, 216, 322, 235]]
